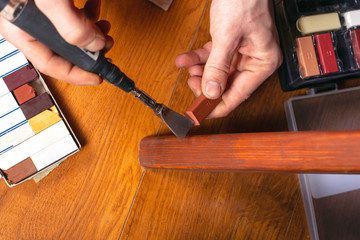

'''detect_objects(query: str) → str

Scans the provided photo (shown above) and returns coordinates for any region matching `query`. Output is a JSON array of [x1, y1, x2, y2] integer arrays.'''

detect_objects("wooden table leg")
[[139, 131, 360, 173]]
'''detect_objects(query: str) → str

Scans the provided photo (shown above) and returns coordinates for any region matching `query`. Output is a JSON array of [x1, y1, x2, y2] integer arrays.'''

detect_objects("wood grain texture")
[[139, 131, 360, 173], [122, 1, 310, 239], [122, 169, 301, 239], [0, 0, 207, 239]]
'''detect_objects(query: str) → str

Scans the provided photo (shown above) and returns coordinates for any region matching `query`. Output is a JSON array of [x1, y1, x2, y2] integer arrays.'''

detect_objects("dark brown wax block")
[[3, 157, 38, 184], [185, 93, 222, 126], [13, 83, 36, 105], [3, 64, 38, 91], [20, 93, 54, 119]]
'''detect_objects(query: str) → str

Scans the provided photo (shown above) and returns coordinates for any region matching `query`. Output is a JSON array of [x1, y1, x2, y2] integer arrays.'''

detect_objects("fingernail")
[[189, 86, 201, 97], [205, 81, 221, 98]]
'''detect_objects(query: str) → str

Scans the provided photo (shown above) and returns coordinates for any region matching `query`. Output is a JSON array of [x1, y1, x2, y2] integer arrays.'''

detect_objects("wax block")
[[2, 157, 37, 184], [0, 108, 27, 136], [13, 83, 36, 105], [185, 93, 222, 126], [0, 51, 28, 78], [3, 64, 37, 91], [148, 0, 174, 11], [0, 122, 34, 155], [315, 33, 339, 74], [295, 36, 320, 78], [0, 78, 9, 97], [28, 107, 62, 134], [297, 13, 341, 35], [343, 10, 360, 29], [350, 29, 360, 69], [0, 92, 18, 117], [0, 40, 18, 59], [31, 135, 78, 171], [20, 93, 53, 119], [0, 121, 70, 170]]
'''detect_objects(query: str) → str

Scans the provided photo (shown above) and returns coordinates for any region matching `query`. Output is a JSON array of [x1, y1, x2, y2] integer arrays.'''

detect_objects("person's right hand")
[[175, 0, 283, 118], [0, 0, 113, 86]]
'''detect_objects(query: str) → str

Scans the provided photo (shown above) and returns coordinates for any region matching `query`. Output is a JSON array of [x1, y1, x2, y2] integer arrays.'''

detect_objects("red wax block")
[[185, 93, 222, 126], [3, 64, 38, 91], [13, 84, 36, 105], [315, 33, 339, 74], [350, 29, 360, 69]]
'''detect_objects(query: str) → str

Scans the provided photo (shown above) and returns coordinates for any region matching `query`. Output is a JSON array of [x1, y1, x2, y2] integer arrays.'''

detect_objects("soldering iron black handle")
[[3, 0, 135, 92]]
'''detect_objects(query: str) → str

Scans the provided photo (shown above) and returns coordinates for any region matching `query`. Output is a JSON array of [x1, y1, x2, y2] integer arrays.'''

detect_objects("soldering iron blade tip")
[[157, 105, 194, 141]]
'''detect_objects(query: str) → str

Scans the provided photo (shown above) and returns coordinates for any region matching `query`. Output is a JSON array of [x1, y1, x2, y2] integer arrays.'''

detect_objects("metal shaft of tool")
[[130, 88, 194, 140], [130, 88, 161, 112]]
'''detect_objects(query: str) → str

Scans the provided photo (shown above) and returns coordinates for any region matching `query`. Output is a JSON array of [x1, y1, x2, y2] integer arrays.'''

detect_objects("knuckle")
[[63, 26, 90, 46]]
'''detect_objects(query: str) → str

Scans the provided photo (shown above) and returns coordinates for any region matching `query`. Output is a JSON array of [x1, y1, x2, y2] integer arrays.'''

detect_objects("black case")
[[274, 0, 360, 91]]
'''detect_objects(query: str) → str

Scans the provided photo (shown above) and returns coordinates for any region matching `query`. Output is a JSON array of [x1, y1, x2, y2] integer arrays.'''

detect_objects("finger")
[[187, 76, 202, 97], [35, 0, 105, 52], [103, 35, 114, 53], [84, 0, 101, 21], [0, 20, 101, 86], [202, 39, 238, 99], [96, 20, 111, 35], [188, 65, 203, 77], [175, 42, 211, 68], [95, 20, 113, 52], [208, 70, 265, 118]]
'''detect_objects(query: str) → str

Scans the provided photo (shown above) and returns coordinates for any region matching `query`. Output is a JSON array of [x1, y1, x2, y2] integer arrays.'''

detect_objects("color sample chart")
[[0, 35, 80, 186]]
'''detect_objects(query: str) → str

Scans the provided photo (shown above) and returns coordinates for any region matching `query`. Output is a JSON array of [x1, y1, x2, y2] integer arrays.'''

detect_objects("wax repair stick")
[[295, 36, 320, 78], [343, 10, 360, 29], [297, 13, 341, 35]]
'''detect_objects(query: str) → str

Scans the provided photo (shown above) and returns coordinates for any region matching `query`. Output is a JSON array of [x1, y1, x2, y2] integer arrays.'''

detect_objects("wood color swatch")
[[20, 93, 54, 119], [350, 29, 360, 69], [315, 33, 339, 74], [296, 13, 341, 35], [13, 83, 36, 105], [184, 93, 222, 126], [3, 64, 37, 91], [343, 9, 360, 29], [3, 157, 37, 184], [295, 36, 320, 78], [28, 107, 62, 134], [9, 0, 360, 239]]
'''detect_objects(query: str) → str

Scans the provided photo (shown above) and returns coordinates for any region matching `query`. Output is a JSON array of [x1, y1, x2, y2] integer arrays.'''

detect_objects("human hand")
[[175, 0, 283, 118], [0, 0, 113, 86]]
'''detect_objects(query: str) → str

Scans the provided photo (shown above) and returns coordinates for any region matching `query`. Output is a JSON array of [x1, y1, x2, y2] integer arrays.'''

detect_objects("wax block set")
[[0, 35, 80, 187], [274, 0, 360, 91]]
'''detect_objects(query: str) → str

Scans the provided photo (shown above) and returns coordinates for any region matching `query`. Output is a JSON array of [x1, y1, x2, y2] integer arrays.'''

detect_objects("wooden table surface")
[[2, 0, 359, 239]]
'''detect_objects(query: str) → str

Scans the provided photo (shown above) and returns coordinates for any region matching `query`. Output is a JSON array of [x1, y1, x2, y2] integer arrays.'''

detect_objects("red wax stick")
[[350, 29, 360, 69], [315, 33, 339, 74], [185, 93, 222, 126]]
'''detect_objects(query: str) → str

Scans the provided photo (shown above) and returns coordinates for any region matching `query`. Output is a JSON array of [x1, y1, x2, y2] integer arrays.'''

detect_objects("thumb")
[[202, 41, 235, 99]]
